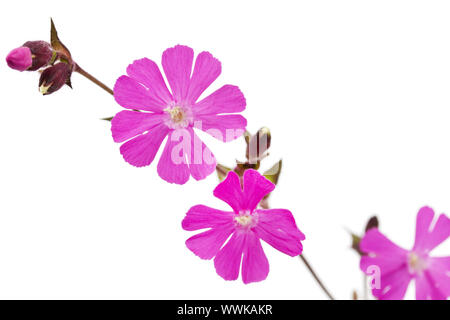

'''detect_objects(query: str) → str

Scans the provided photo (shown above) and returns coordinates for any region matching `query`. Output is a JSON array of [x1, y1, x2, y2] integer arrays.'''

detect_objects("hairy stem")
[[75, 65, 114, 96], [299, 254, 335, 300]]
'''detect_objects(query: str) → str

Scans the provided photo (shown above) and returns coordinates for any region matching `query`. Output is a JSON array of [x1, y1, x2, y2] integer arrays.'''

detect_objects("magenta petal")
[[111, 111, 166, 143], [186, 127, 216, 181], [114, 76, 166, 112], [423, 256, 450, 299], [242, 170, 275, 212], [195, 114, 247, 142], [360, 254, 408, 280], [186, 51, 221, 104], [194, 85, 246, 115], [162, 45, 193, 102], [126, 58, 173, 105], [415, 272, 447, 300], [254, 209, 305, 256], [119, 123, 169, 167], [157, 129, 190, 184], [359, 228, 410, 300], [372, 269, 412, 300], [413, 207, 450, 252], [241, 233, 269, 284], [360, 229, 409, 257], [213, 171, 244, 213], [186, 227, 234, 260], [214, 232, 245, 281], [182, 205, 234, 231]]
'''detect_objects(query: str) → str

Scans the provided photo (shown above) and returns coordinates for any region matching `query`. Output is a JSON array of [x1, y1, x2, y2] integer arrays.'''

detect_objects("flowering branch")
[[6, 18, 449, 301]]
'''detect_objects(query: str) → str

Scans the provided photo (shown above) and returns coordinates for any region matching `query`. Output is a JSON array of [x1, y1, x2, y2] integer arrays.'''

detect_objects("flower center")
[[164, 105, 192, 129], [407, 252, 428, 275], [167, 106, 184, 122], [234, 210, 258, 229]]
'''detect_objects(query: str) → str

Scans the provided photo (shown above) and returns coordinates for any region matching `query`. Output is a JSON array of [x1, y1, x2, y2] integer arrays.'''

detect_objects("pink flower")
[[112, 45, 247, 184], [360, 206, 450, 300], [182, 169, 305, 284]]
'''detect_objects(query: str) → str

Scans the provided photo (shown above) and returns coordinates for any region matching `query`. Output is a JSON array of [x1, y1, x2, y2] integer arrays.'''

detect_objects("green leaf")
[[350, 233, 363, 256], [216, 164, 232, 181], [263, 159, 282, 185], [50, 18, 72, 60]]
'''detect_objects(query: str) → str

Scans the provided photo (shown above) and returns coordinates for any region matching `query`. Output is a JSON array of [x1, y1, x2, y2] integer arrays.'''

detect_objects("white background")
[[1, 0, 449, 299]]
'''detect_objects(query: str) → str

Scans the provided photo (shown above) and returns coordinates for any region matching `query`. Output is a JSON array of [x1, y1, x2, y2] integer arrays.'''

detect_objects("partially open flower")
[[39, 62, 72, 95], [6, 47, 32, 71]]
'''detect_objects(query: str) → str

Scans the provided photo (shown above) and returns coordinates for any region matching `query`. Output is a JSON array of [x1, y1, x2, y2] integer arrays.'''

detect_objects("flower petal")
[[241, 233, 270, 284], [254, 209, 305, 256], [111, 110, 166, 143], [186, 51, 221, 104], [360, 228, 410, 299], [194, 85, 246, 115], [422, 256, 450, 299], [413, 206, 450, 252], [182, 205, 234, 231], [415, 271, 447, 300], [360, 228, 409, 257], [162, 45, 193, 103], [213, 171, 244, 213], [119, 123, 169, 167], [214, 232, 245, 281], [372, 268, 412, 300], [157, 129, 190, 184], [186, 226, 234, 260], [360, 254, 408, 280], [114, 76, 166, 112], [242, 169, 275, 212], [360, 228, 409, 283], [126, 58, 173, 105], [186, 127, 216, 181], [194, 114, 247, 142]]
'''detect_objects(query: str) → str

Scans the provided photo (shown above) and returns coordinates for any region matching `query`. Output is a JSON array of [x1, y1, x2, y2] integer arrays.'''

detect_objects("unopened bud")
[[6, 47, 32, 71], [246, 127, 271, 163], [39, 63, 72, 95], [365, 216, 379, 232], [6, 41, 54, 72]]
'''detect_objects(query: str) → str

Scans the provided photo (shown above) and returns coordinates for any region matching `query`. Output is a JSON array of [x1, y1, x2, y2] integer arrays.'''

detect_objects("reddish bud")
[[39, 63, 72, 95], [6, 47, 32, 71], [23, 41, 54, 71]]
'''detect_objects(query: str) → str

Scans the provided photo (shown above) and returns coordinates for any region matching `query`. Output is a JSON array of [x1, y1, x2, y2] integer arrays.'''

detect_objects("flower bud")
[[246, 127, 271, 163], [6, 47, 32, 71], [350, 216, 380, 256], [23, 41, 54, 71], [39, 62, 72, 95]]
